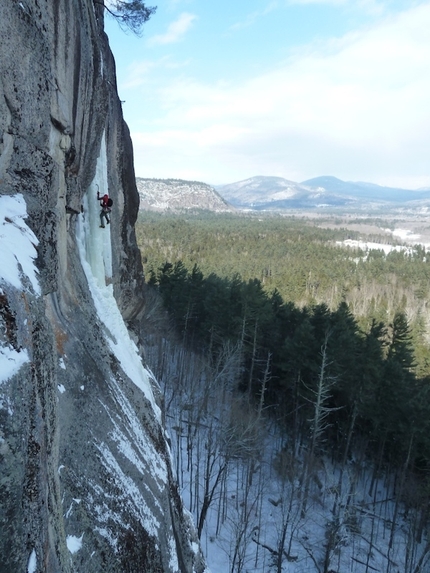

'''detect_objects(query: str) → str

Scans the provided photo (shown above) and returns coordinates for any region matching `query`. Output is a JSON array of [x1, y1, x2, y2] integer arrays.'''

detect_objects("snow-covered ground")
[[391, 228, 421, 243], [148, 341, 430, 573], [337, 226, 430, 255], [336, 238, 416, 256]]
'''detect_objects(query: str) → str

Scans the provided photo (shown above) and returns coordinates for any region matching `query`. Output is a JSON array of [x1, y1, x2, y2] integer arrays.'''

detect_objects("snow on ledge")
[[0, 194, 40, 294], [0, 345, 29, 386], [27, 549, 37, 573], [66, 533, 84, 554]]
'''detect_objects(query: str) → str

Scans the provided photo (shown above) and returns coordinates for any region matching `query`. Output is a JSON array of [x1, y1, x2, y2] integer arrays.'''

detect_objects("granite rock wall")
[[0, 2, 205, 572]]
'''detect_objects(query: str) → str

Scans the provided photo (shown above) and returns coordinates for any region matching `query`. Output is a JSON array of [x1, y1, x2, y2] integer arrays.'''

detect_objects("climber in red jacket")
[[97, 190, 112, 228]]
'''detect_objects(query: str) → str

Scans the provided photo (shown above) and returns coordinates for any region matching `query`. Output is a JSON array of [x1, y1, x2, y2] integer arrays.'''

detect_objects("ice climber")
[[97, 190, 112, 228]]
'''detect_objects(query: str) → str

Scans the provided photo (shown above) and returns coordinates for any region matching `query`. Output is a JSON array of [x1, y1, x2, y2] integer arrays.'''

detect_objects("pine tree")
[[95, 0, 157, 35], [387, 311, 415, 370]]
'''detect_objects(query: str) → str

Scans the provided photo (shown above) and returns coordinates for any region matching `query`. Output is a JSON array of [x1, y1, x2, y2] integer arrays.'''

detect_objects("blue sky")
[[105, 0, 430, 188]]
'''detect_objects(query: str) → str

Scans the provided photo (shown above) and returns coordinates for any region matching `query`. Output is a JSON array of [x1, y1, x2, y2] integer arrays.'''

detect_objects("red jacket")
[[98, 193, 110, 210]]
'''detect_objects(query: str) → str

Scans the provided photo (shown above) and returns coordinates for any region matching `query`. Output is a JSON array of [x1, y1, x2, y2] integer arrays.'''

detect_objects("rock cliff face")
[[0, 2, 205, 572], [136, 178, 233, 213]]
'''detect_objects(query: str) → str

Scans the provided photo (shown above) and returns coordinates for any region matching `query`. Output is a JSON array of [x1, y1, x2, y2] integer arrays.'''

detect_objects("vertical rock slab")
[[0, 2, 205, 572]]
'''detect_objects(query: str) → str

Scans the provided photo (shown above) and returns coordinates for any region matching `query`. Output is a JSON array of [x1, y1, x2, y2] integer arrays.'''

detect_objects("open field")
[[288, 208, 430, 247]]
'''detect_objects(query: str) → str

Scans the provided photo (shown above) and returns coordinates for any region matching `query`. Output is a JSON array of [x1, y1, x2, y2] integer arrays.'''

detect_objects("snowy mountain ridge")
[[138, 174, 430, 213], [137, 177, 233, 212], [215, 175, 430, 210]]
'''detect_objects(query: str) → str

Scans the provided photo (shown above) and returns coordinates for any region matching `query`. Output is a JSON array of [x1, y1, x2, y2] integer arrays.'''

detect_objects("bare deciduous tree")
[[301, 331, 340, 516]]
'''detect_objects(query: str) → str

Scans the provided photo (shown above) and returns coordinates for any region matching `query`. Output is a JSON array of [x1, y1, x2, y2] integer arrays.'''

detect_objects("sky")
[[105, 0, 430, 189]]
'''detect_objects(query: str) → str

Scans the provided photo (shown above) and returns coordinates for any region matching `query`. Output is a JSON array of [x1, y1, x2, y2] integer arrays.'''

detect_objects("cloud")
[[121, 56, 191, 90], [147, 12, 197, 46], [285, 0, 396, 17], [230, 2, 279, 31], [287, 0, 347, 5], [285, 0, 373, 6], [132, 3, 430, 187], [121, 60, 157, 89]]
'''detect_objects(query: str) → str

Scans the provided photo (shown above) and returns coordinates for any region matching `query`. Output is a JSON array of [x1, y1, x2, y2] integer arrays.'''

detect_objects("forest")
[[136, 212, 430, 375], [136, 211, 430, 572]]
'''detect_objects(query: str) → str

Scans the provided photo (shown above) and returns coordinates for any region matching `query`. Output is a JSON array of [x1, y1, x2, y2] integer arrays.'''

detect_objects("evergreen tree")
[[387, 311, 416, 370]]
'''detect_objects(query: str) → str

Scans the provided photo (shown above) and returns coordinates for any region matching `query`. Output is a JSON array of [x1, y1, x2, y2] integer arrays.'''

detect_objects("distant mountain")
[[136, 175, 430, 213], [214, 176, 305, 206], [136, 178, 233, 213], [216, 175, 354, 209], [216, 176, 430, 210], [301, 176, 430, 202]]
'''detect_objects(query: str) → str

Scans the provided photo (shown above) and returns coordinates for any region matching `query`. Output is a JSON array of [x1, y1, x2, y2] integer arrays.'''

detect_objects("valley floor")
[[142, 324, 430, 573]]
